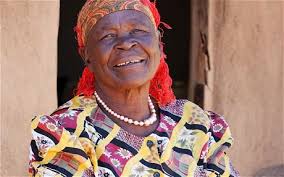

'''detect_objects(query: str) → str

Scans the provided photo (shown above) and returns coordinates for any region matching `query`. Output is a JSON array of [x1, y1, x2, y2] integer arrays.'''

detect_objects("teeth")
[[116, 59, 143, 67], [130, 59, 140, 63]]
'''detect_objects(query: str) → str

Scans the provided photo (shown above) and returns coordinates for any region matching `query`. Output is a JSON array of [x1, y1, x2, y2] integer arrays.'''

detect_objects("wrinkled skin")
[[81, 10, 161, 136]]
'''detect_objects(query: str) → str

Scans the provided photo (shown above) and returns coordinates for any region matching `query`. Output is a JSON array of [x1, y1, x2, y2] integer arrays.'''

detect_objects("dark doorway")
[[57, 0, 190, 106]]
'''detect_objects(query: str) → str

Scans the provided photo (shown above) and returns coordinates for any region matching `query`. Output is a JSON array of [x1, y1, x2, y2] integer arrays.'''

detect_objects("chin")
[[114, 75, 153, 90], [110, 68, 155, 87], [117, 79, 150, 90]]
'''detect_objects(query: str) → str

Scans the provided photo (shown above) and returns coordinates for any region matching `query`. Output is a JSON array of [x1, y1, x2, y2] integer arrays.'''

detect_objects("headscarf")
[[75, 0, 175, 106]]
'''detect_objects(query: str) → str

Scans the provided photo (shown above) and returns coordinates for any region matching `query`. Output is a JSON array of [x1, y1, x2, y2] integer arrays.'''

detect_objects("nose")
[[115, 36, 138, 50]]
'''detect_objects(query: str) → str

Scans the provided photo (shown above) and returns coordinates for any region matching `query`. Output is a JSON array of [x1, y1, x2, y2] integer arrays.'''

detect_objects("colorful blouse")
[[29, 96, 239, 177]]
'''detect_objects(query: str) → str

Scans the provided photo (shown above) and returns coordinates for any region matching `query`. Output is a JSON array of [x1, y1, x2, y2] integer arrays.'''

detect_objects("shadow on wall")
[[253, 164, 284, 177]]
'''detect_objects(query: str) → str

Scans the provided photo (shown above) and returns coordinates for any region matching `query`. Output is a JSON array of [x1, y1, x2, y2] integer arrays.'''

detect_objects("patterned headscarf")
[[75, 0, 175, 106], [75, 0, 159, 50]]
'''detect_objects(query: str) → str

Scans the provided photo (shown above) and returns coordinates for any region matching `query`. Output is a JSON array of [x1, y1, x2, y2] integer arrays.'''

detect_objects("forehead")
[[93, 10, 155, 31]]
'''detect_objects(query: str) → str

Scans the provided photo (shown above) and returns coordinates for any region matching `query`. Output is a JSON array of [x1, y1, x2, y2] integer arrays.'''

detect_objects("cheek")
[[89, 44, 112, 65], [152, 41, 162, 73], [140, 35, 160, 56], [149, 39, 161, 64]]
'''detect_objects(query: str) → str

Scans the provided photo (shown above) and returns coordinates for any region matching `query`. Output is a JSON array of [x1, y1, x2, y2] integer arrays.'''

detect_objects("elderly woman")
[[29, 0, 239, 176]]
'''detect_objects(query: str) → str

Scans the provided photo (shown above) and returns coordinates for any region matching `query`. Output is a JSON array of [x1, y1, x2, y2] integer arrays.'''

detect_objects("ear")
[[156, 30, 163, 57], [78, 47, 85, 60], [79, 47, 91, 65], [156, 30, 162, 41]]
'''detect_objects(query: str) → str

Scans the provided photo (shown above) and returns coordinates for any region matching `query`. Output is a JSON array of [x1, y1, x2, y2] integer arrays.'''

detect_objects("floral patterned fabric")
[[29, 96, 239, 177]]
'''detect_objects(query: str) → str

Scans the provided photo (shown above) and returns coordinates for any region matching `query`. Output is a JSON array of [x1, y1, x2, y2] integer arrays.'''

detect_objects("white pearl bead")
[[134, 121, 139, 125], [128, 119, 133, 124], [150, 117, 156, 123], [110, 110, 114, 115], [139, 122, 144, 126], [123, 117, 128, 122], [144, 120, 150, 126], [119, 116, 124, 121]]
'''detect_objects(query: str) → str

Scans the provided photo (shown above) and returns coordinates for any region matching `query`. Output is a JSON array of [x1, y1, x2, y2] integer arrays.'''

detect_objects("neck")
[[95, 82, 152, 121]]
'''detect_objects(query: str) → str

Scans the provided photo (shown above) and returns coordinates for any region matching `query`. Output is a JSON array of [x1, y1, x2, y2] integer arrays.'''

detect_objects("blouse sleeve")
[[204, 111, 239, 177], [28, 114, 97, 177]]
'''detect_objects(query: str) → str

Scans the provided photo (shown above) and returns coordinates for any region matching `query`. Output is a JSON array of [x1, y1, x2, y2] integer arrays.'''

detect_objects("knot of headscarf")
[[75, 0, 159, 50]]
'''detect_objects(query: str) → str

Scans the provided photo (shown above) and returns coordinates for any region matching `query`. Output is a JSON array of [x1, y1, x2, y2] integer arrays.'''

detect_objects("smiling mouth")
[[114, 59, 145, 67]]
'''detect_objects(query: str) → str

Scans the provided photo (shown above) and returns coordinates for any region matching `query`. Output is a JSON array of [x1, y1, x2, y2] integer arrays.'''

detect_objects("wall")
[[1, 0, 284, 176], [0, 1, 59, 176], [205, 1, 283, 176]]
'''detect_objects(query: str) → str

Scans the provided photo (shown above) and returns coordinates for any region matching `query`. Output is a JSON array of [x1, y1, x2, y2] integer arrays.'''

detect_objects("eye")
[[101, 33, 116, 40], [131, 29, 148, 34]]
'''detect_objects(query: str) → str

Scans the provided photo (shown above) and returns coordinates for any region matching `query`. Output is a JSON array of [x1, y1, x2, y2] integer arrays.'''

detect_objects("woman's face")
[[84, 10, 161, 90]]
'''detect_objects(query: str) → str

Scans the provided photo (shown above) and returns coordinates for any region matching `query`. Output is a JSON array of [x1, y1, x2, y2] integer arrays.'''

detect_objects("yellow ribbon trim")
[[96, 124, 120, 158], [187, 160, 197, 177], [31, 115, 42, 130], [121, 139, 150, 176], [193, 131, 210, 161], [209, 173, 217, 177], [207, 128, 231, 157], [38, 129, 70, 165], [73, 159, 93, 176], [69, 96, 81, 110], [79, 137, 99, 172], [192, 110, 210, 161], [121, 136, 165, 176], [221, 155, 230, 177], [74, 106, 94, 137], [161, 102, 193, 162]]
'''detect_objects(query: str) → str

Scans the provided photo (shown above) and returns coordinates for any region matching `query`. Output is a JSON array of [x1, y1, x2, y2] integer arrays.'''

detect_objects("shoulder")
[[30, 95, 98, 158], [205, 111, 234, 148], [29, 95, 98, 176], [31, 95, 98, 135], [161, 99, 212, 130], [161, 99, 233, 135], [52, 95, 97, 120], [55, 95, 97, 111]]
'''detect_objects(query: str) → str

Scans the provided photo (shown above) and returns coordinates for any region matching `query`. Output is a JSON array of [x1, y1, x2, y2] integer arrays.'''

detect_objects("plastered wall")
[[205, 1, 283, 176], [0, 1, 59, 176], [1, 0, 283, 176]]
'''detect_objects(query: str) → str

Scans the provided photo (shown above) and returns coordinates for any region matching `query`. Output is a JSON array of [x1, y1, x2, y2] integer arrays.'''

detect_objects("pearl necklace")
[[94, 91, 157, 126]]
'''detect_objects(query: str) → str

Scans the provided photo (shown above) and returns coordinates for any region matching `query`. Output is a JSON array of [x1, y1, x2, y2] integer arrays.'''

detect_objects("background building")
[[1, 0, 283, 176]]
